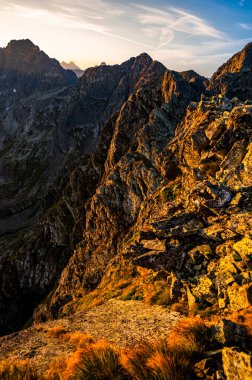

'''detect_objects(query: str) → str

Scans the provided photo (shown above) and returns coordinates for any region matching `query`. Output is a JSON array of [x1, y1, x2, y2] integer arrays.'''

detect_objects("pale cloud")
[[1, 1, 155, 49], [0, 0, 125, 20], [239, 22, 252, 30], [239, 0, 245, 6], [134, 4, 225, 37], [10, 4, 108, 33], [170, 7, 224, 39], [134, 3, 225, 50], [106, 9, 125, 16]]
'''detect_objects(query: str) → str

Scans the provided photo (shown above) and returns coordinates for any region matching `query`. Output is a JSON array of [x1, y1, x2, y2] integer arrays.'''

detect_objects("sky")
[[0, 0, 252, 76]]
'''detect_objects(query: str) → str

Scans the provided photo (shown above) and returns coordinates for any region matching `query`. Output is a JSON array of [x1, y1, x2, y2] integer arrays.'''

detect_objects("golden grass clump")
[[62, 332, 94, 348], [45, 357, 68, 380], [120, 317, 210, 379], [167, 317, 210, 358], [46, 340, 128, 380], [47, 326, 68, 338], [0, 359, 37, 380], [72, 341, 128, 380], [121, 343, 193, 380]]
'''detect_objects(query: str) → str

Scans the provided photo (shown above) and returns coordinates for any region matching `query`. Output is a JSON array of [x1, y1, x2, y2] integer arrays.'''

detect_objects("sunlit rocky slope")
[[0, 40, 252, 379]]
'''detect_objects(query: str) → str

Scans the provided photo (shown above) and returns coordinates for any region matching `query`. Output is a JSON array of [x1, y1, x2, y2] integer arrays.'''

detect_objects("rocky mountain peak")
[[180, 69, 208, 83], [130, 52, 153, 72], [61, 60, 84, 78], [61, 61, 81, 71], [0, 39, 76, 102], [134, 52, 153, 63], [213, 41, 252, 75], [6, 38, 36, 51], [210, 41, 252, 100], [241, 41, 252, 65]]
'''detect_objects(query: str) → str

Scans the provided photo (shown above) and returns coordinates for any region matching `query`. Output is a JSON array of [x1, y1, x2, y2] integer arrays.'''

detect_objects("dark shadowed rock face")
[[0, 39, 76, 104], [0, 46, 163, 334], [210, 42, 252, 101], [0, 49, 155, 241], [180, 69, 209, 94]]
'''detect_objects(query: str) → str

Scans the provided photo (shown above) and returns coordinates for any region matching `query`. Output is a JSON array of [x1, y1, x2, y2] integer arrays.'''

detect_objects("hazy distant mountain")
[[61, 60, 84, 77], [61, 60, 81, 71]]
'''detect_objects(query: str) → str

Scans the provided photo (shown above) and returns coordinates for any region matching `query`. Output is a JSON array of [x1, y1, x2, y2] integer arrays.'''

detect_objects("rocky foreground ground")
[[0, 300, 180, 376]]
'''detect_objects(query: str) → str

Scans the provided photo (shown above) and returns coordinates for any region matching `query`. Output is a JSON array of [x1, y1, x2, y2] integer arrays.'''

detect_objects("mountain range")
[[60, 61, 84, 78], [0, 39, 251, 379]]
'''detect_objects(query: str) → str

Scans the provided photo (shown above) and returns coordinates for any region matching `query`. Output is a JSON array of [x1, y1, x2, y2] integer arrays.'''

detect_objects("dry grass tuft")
[[120, 317, 210, 379], [47, 326, 68, 338], [167, 317, 210, 358], [0, 359, 37, 380], [121, 342, 193, 380], [45, 357, 68, 380], [62, 332, 94, 348], [72, 341, 128, 380]]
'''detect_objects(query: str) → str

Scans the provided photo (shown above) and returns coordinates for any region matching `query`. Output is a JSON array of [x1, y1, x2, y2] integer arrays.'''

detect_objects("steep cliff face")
[[121, 97, 252, 312], [35, 66, 207, 320], [210, 42, 252, 101], [36, 95, 252, 323], [0, 46, 166, 333], [34, 44, 252, 324], [0, 49, 155, 242]]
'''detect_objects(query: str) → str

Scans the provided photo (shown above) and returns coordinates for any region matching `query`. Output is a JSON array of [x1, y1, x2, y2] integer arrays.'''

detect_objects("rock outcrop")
[[35, 67, 207, 319], [210, 42, 252, 101]]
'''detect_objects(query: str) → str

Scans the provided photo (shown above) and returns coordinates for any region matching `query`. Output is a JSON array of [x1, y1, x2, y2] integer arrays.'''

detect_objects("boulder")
[[192, 275, 216, 304], [222, 347, 252, 380], [205, 119, 225, 141], [216, 255, 238, 290], [227, 212, 252, 238], [233, 238, 252, 268], [194, 351, 224, 380], [227, 283, 252, 311]]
